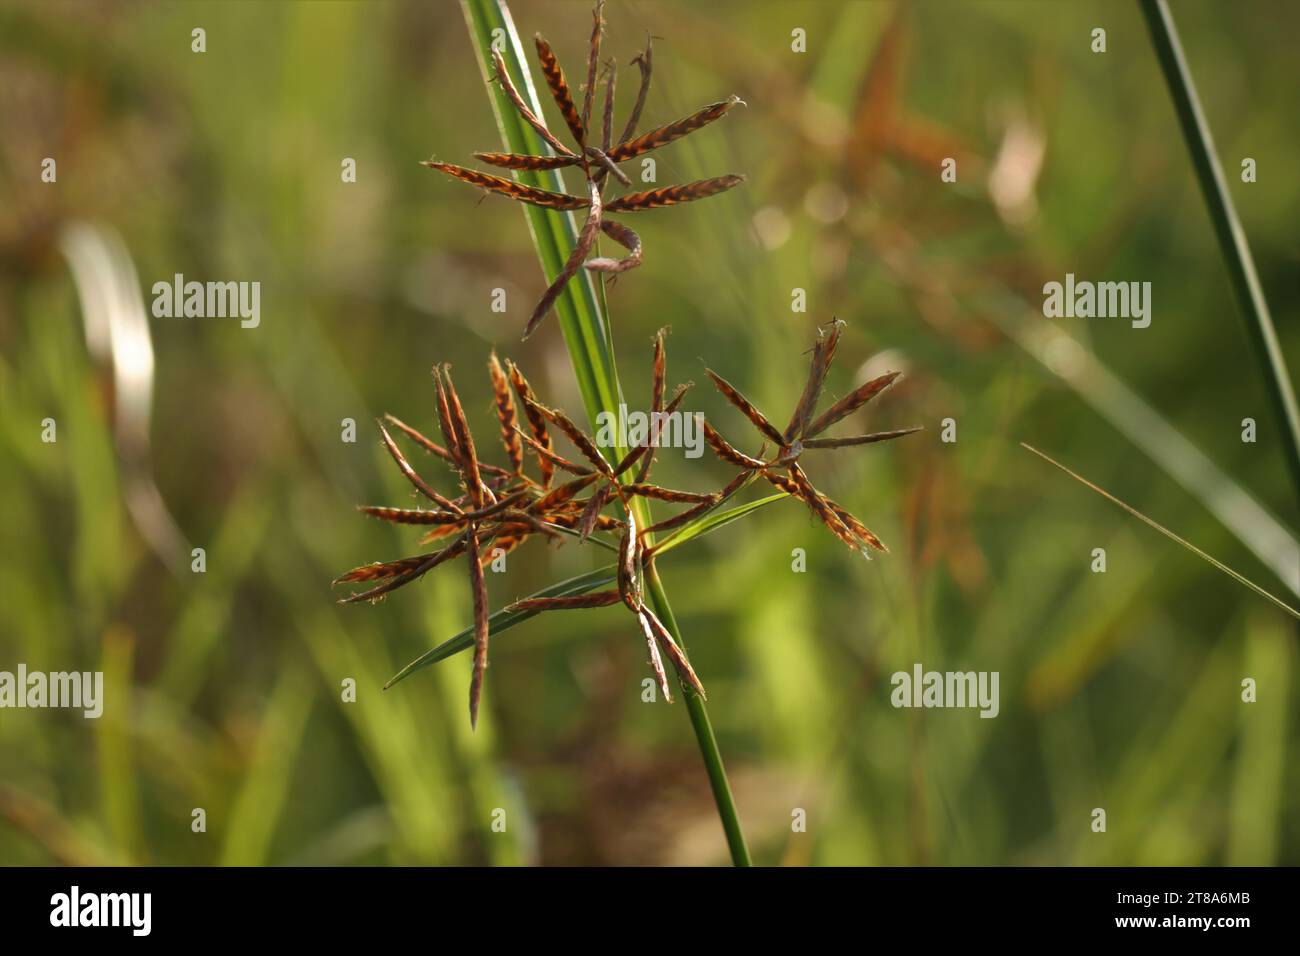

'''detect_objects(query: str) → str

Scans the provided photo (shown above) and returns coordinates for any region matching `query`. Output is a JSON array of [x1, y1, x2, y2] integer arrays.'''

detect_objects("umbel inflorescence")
[[335, 324, 919, 727], [424, 0, 746, 339]]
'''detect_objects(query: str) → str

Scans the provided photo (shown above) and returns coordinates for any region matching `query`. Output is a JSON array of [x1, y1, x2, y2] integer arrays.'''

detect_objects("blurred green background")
[[2, 0, 1298, 866]]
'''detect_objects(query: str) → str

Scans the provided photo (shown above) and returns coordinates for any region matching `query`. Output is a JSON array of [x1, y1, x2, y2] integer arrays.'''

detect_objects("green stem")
[[644, 562, 753, 866], [460, 0, 751, 866], [1139, 0, 1300, 515]]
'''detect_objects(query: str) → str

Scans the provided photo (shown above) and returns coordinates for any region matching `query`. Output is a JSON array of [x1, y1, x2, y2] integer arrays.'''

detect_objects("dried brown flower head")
[[423, 0, 746, 339], [337, 323, 917, 725], [703, 319, 922, 555]]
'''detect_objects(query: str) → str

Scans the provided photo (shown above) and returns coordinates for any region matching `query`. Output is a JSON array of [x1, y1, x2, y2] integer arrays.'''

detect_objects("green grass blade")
[[1139, 0, 1300, 512], [1022, 443, 1300, 621]]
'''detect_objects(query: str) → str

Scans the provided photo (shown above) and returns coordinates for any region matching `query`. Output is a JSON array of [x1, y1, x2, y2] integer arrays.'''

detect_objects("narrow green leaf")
[[384, 565, 617, 689], [652, 492, 789, 557], [1022, 443, 1300, 621]]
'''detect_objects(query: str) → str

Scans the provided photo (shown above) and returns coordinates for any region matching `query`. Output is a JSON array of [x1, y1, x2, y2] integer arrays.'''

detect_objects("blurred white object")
[[60, 222, 189, 574], [987, 106, 1045, 229]]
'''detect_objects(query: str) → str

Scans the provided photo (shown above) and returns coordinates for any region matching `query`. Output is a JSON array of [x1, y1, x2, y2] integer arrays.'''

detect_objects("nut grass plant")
[[335, 324, 915, 861], [327, 0, 921, 867]]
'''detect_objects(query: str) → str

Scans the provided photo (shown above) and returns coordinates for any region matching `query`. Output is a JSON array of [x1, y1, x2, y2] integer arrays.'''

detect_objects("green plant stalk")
[[643, 562, 752, 865], [460, 0, 751, 866], [1139, 0, 1300, 516]]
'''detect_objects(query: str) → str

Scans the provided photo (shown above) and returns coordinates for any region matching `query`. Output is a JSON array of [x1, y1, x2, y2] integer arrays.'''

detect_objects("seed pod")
[[378, 421, 463, 512], [804, 371, 902, 439], [606, 175, 746, 213], [506, 361, 555, 489], [488, 353, 524, 475], [473, 151, 580, 171], [467, 528, 489, 729], [705, 368, 784, 444], [421, 162, 590, 210], [535, 35, 586, 145], [608, 97, 743, 163], [489, 49, 578, 159], [637, 609, 673, 703]]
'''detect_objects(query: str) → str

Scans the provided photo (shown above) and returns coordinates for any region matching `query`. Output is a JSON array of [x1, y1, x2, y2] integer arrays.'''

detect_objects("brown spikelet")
[[761, 470, 802, 497], [612, 440, 652, 478], [601, 57, 616, 153], [358, 505, 460, 526], [473, 151, 580, 171], [488, 353, 524, 475], [617, 509, 642, 611], [529, 472, 600, 513], [705, 368, 784, 444], [582, 1, 604, 138], [509, 590, 623, 614], [620, 381, 690, 478], [636, 609, 673, 703], [608, 96, 743, 163], [421, 161, 589, 210], [649, 329, 667, 414], [378, 422, 463, 512], [466, 528, 489, 729], [625, 483, 713, 503], [522, 394, 613, 476], [524, 180, 603, 339], [382, 414, 455, 466], [703, 421, 767, 470], [824, 496, 888, 553], [784, 321, 842, 442], [506, 361, 555, 488], [804, 371, 902, 438], [441, 367, 486, 508], [360, 490, 528, 528], [535, 35, 586, 145], [618, 38, 653, 145], [641, 606, 706, 699], [333, 552, 447, 586], [632, 330, 668, 482], [483, 532, 527, 563], [789, 463, 860, 553], [337, 538, 468, 604], [643, 469, 753, 539], [577, 482, 613, 541], [490, 50, 578, 159], [432, 367, 462, 463], [515, 427, 593, 475], [461, 490, 531, 520], [419, 523, 469, 545], [605, 174, 746, 213], [642, 494, 718, 535], [802, 426, 923, 449]]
